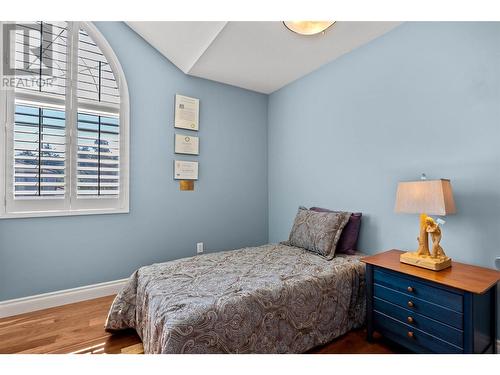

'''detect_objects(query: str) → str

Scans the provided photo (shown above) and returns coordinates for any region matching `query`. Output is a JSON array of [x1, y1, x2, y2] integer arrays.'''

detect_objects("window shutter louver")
[[77, 27, 120, 198], [77, 28, 120, 106], [13, 21, 68, 98], [14, 104, 66, 197], [77, 113, 119, 197], [13, 21, 68, 200]]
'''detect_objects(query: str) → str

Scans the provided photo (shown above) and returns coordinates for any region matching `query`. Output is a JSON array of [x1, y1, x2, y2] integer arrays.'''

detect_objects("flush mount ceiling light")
[[283, 21, 336, 36]]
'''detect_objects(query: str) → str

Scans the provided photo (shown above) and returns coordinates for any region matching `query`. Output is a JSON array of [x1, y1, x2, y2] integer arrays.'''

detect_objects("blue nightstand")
[[362, 250, 500, 354]]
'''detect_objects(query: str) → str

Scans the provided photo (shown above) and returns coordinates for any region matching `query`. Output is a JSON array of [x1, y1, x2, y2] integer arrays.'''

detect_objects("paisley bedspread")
[[105, 243, 366, 353]]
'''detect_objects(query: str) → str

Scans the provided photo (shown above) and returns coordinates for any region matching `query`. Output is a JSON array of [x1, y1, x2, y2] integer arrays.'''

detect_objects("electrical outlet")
[[495, 257, 500, 270], [197, 242, 204, 254]]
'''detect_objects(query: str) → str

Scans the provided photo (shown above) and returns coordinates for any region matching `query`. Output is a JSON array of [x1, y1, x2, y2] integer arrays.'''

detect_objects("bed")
[[105, 242, 366, 353]]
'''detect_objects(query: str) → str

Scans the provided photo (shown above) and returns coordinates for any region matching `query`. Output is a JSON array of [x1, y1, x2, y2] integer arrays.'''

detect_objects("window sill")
[[0, 207, 129, 220]]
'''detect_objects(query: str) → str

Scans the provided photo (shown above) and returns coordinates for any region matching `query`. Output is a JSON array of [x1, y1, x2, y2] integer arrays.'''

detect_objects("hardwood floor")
[[0, 295, 403, 354], [0, 296, 139, 354]]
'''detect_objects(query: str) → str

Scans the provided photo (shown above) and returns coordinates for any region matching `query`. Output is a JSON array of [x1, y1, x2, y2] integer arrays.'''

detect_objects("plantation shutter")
[[2, 21, 128, 217], [12, 22, 68, 199], [14, 104, 66, 197], [76, 27, 120, 198]]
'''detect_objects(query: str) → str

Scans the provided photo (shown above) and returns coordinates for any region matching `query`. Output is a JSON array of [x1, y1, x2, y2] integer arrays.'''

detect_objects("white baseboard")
[[0, 278, 127, 319]]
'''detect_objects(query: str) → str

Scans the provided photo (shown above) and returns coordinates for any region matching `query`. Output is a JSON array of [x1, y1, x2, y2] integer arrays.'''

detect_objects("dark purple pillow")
[[310, 207, 362, 255]]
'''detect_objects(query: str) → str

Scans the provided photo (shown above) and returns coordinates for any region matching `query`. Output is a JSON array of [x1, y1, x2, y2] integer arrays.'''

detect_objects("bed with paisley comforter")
[[105, 243, 366, 354]]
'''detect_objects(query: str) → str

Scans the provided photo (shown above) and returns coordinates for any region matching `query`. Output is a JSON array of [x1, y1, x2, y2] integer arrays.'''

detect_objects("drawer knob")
[[407, 286, 414, 293], [407, 316, 414, 324], [407, 301, 414, 308], [407, 331, 414, 339]]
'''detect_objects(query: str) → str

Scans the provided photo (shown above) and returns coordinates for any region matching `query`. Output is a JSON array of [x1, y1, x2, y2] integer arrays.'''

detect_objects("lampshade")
[[394, 179, 456, 216], [283, 21, 336, 36]]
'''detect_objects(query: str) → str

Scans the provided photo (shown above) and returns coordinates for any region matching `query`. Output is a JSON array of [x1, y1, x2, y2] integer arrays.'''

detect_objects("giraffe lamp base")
[[400, 251, 452, 271], [400, 213, 452, 271]]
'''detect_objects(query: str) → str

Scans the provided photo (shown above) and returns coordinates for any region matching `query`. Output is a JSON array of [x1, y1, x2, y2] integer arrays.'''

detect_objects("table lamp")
[[394, 177, 456, 271]]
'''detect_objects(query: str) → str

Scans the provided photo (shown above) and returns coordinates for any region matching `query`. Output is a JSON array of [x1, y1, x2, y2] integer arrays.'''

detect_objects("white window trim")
[[0, 21, 130, 219]]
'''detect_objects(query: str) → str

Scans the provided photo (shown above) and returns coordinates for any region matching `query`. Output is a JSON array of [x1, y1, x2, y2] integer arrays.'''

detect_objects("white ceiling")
[[127, 21, 401, 94]]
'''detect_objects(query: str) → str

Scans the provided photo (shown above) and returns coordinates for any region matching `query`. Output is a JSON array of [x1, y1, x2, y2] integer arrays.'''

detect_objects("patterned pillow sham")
[[310, 207, 362, 255], [288, 206, 351, 260]]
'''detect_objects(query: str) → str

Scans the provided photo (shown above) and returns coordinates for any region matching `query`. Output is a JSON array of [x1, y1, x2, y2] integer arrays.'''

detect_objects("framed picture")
[[174, 160, 198, 180], [174, 133, 199, 155], [174, 94, 199, 131]]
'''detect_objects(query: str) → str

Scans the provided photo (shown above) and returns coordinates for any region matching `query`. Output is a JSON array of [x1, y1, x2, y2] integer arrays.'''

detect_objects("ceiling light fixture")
[[283, 21, 336, 36]]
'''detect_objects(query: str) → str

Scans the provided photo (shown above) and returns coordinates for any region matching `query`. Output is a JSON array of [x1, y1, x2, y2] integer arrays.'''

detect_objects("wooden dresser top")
[[361, 250, 500, 294]]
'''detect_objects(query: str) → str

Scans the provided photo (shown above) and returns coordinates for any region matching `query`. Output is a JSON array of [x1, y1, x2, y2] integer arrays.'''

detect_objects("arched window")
[[0, 21, 129, 217]]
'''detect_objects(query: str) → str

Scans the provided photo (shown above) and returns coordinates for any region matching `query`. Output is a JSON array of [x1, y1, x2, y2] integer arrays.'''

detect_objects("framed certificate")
[[174, 160, 198, 180], [174, 134, 199, 155], [174, 94, 199, 131]]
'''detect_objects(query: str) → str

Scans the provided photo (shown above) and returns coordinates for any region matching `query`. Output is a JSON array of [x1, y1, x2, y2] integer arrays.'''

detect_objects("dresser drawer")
[[374, 311, 463, 353], [374, 269, 463, 312], [374, 297, 463, 348], [374, 284, 463, 329]]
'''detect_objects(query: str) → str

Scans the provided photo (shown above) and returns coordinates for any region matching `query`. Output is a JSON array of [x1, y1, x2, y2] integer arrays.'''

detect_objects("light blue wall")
[[1, 22, 498, 339], [268, 22, 500, 338], [0, 22, 269, 300]]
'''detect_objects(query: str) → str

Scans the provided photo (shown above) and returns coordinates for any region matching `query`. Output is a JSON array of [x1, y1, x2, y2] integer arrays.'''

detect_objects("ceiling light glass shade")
[[283, 21, 336, 36]]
